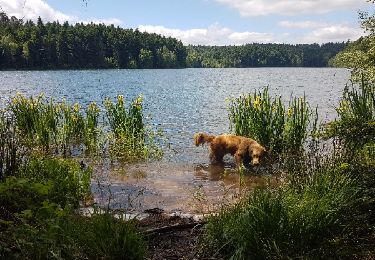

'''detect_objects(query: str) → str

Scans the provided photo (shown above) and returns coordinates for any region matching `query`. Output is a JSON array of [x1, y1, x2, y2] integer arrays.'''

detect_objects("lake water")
[[0, 68, 351, 213]]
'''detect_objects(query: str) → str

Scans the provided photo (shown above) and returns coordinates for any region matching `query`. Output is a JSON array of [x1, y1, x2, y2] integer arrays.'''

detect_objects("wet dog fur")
[[194, 132, 266, 168]]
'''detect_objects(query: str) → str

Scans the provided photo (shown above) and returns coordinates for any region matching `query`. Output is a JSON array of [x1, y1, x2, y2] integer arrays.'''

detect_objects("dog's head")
[[194, 133, 206, 146], [249, 143, 267, 166]]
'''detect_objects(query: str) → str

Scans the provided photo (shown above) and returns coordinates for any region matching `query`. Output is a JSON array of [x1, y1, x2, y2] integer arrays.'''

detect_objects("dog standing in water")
[[194, 133, 266, 168]]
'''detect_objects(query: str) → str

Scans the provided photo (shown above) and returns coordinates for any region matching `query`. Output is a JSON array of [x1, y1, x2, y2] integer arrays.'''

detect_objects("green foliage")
[[17, 156, 91, 209], [105, 95, 163, 162], [323, 80, 375, 151], [0, 113, 19, 180], [0, 12, 344, 70], [0, 12, 186, 69], [330, 4, 375, 82], [10, 94, 59, 151], [59, 213, 146, 259], [187, 43, 346, 68], [0, 177, 51, 219], [6, 93, 161, 162], [9, 94, 102, 156], [228, 87, 313, 154], [1, 200, 145, 259], [203, 167, 358, 259], [0, 156, 145, 259]]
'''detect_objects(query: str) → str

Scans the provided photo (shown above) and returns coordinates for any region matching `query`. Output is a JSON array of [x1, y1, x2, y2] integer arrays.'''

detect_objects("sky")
[[0, 0, 373, 45]]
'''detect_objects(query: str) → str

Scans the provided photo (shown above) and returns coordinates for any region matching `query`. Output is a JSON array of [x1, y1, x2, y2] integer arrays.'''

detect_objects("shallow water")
[[0, 68, 351, 213]]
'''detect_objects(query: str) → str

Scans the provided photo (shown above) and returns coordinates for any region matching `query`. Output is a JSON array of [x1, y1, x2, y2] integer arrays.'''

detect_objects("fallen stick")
[[144, 221, 207, 235]]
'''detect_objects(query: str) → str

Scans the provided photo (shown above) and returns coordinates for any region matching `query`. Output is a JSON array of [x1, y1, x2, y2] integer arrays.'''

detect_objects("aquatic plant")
[[5, 93, 161, 162], [228, 87, 313, 155], [105, 94, 162, 162]]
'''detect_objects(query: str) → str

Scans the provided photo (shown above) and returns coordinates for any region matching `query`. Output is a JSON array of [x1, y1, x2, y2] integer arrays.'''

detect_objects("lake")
[[0, 68, 351, 213]]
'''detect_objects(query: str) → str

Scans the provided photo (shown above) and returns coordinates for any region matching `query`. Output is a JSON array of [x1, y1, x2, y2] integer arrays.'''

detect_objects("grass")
[[202, 163, 358, 259], [0, 112, 19, 180]]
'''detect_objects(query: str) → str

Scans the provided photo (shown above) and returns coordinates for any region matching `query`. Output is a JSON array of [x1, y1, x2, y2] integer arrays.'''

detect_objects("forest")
[[0, 13, 346, 69]]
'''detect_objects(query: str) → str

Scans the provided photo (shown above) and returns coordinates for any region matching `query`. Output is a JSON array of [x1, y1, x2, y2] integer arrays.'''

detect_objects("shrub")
[[16, 156, 91, 209], [324, 79, 375, 152], [59, 213, 146, 259]]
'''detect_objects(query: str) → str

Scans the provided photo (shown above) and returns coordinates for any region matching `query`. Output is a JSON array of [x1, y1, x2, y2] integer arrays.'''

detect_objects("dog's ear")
[[194, 133, 202, 146]]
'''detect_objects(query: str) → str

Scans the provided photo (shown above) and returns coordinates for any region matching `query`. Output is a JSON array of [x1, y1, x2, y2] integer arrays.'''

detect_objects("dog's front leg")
[[234, 153, 243, 169]]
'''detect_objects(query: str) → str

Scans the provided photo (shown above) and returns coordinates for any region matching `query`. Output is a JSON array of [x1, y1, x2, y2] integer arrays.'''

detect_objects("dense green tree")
[[0, 13, 186, 69], [330, 2, 375, 82], [0, 13, 345, 70]]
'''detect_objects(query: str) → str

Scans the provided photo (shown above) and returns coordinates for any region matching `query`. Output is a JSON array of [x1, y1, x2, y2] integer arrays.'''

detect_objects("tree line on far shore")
[[0, 13, 346, 70]]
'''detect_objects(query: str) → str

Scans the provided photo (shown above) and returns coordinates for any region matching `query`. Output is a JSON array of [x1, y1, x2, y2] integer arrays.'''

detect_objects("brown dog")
[[194, 132, 266, 168]]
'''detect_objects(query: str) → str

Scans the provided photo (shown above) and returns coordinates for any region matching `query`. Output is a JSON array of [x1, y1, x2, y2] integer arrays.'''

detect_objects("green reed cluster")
[[228, 87, 313, 154], [5, 93, 160, 161], [105, 95, 162, 162]]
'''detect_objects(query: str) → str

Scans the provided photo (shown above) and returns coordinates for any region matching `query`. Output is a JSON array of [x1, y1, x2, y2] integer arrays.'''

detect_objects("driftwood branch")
[[144, 221, 207, 235]]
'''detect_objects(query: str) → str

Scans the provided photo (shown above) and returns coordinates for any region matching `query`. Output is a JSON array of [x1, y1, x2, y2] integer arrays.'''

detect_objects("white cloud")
[[278, 20, 331, 29], [0, 0, 122, 25], [0, 0, 71, 22], [300, 25, 364, 43], [215, 0, 368, 17], [138, 24, 274, 45]]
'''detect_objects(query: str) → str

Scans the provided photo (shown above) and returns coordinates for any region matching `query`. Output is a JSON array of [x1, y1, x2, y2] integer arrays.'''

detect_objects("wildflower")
[[253, 96, 261, 109], [73, 103, 80, 112], [134, 95, 143, 108], [88, 102, 100, 113], [117, 95, 124, 104]]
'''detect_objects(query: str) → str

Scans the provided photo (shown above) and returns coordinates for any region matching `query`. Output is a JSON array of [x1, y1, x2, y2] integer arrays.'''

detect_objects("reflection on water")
[[92, 161, 282, 213], [0, 68, 350, 213]]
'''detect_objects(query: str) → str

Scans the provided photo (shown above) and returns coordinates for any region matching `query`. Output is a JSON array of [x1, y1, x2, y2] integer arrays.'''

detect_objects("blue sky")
[[0, 0, 373, 45]]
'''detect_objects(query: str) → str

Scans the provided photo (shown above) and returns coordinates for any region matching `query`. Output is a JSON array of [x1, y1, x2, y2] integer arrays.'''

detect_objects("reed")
[[228, 87, 313, 155], [6, 93, 160, 162], [105, 94, 161, 161]]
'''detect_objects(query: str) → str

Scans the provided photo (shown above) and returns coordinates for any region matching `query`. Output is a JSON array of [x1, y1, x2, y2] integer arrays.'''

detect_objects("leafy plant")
[[17, 156, 91, 209]]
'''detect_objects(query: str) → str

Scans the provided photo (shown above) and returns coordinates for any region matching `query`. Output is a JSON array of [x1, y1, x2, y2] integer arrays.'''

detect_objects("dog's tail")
[[194, 132, 215, 146]]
